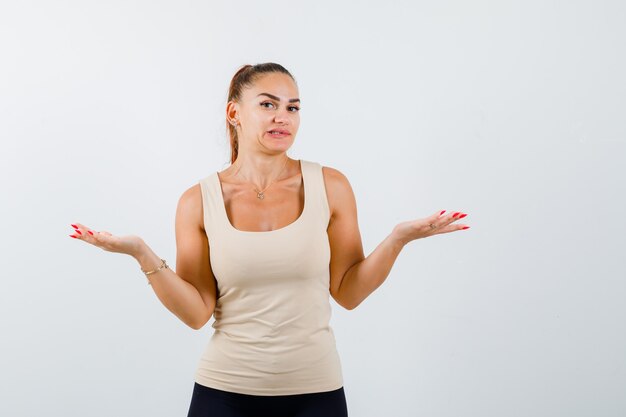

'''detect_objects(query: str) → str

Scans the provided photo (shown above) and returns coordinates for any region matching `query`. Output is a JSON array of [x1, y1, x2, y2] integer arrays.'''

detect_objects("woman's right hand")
[[69, 223, 145, 258]]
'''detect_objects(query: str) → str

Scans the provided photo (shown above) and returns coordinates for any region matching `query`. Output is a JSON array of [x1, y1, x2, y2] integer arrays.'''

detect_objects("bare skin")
[[69, 71, 470, 326]]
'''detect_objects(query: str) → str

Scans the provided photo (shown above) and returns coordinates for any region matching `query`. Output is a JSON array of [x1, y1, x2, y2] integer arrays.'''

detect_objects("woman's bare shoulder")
[[321, 165, 355, 219], [177, 182, 204, 229]]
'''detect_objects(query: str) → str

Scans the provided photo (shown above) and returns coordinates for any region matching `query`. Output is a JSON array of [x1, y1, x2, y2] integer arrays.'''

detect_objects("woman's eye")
[[260, 102, 299, 112]]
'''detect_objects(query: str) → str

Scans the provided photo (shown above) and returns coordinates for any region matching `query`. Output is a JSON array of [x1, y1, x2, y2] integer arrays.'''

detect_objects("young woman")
[[69, 62, 470, 417]]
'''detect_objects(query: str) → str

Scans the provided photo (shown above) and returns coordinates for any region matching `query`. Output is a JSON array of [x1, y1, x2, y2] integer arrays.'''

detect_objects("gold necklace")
[[232, 156, 290, 200]]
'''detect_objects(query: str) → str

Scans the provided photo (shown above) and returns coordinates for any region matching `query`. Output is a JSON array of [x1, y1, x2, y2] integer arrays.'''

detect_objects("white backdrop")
[[1, 1, 625, 416]]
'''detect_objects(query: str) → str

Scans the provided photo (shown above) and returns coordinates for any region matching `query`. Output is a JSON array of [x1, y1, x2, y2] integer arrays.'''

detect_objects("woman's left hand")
[[392, 210, 469, 246]]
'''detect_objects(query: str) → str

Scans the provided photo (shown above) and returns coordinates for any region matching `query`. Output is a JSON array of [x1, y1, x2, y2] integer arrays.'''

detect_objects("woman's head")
[[226, 63, 300, 164]]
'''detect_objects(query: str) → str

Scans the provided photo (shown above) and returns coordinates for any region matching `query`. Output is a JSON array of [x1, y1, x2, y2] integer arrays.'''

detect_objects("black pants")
[[186, 382, 349, 417]]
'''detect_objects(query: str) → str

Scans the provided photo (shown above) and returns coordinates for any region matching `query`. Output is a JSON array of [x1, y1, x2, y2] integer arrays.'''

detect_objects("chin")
[[265, 139, 294, 149]]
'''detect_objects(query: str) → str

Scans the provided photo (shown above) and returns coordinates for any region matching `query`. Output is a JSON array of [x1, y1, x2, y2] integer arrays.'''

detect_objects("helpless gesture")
[[67, 62, 472, 415]]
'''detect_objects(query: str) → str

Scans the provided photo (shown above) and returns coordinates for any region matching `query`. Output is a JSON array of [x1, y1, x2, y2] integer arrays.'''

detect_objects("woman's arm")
[[324, 166, 366, 310], [324, 167, 469, 310], [138, 184, 217, 329], [71, 184, 217, 330], [325, 166, 400, 310]]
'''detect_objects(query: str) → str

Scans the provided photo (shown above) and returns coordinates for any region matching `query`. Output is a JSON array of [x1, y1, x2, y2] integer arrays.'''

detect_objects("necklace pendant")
[[257, 191, 265, 200]]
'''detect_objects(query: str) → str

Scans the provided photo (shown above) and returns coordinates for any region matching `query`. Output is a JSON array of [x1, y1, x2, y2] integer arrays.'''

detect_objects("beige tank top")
[[194, 159, 344, 395]]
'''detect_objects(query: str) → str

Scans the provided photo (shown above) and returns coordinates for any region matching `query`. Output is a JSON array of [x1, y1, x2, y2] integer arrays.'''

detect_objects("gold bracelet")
[[141, 258, 169, 285]]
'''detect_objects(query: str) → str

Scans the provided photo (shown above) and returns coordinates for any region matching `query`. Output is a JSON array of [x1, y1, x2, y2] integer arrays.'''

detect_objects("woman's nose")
[[274, 109, 291, 123]]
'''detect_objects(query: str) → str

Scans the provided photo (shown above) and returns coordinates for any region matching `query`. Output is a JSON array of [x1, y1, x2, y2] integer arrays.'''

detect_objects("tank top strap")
[[198, 171, 224, 239], [300, 159, 331, 228]]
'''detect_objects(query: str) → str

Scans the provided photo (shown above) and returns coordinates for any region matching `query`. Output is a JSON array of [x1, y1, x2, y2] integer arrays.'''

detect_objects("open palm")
[[392, 210, 469, 245], [69, 223, 144, 257]]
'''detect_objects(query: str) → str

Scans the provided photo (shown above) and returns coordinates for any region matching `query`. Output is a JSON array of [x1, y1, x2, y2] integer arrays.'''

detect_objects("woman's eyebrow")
[[257, 93, 300, 103]]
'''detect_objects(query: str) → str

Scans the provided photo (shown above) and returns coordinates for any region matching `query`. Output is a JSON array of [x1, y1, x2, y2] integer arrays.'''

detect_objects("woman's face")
[[229, 72, 301, 155]]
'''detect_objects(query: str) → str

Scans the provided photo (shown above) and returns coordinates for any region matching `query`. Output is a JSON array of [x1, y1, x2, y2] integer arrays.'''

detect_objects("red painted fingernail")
[[458, 213, 467, 219], [71, 224, 78, 229], [452, 212, 460, 218], [75, 230, 82, 235], [69, 234, 78, 238], [440, 210, 446, 215], [88, 230, 94, 236], [461, 226, 470, 230]]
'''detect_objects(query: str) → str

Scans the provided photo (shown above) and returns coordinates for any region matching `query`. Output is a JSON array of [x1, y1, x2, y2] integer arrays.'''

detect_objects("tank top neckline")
[[213, 159, 308, 234]]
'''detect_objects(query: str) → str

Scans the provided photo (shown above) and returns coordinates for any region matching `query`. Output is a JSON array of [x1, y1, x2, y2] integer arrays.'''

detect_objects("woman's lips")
[[267, 131, 290, 138]]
